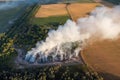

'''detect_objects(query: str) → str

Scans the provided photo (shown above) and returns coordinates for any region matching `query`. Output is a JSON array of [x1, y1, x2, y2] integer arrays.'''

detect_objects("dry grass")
[[67, 3, 100, 21], [35, 4, 68, 18], [83, 39, 120, 80]]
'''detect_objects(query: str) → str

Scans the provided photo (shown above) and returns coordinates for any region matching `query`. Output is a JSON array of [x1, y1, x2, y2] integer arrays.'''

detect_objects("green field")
[[0, 5, 26, 33], [31, 15, 70, 26]]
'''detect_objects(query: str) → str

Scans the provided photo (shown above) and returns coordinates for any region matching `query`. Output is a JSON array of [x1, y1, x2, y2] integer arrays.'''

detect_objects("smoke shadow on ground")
[[104, 0, 120, 5], [99, 72, 120, 80]]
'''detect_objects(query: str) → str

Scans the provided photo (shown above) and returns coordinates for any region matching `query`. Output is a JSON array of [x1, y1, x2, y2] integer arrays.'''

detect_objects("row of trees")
[[0, 64, 103, 80], [0, 38, 17, 70]]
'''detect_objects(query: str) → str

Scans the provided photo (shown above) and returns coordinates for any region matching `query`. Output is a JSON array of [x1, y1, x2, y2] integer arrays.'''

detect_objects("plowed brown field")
[[83, 39, 120, 80]]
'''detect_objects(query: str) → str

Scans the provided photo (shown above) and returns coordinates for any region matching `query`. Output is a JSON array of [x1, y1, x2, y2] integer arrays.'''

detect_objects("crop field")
[[35, 0, 95, 18], [35, 4, 68, 18], [82, 39, 120, 80], [33, 3, 101, 26], [32, 15, 69, 26], [32, 4, 70, 26], [67, 3, 100, 21], [63, 0, 95, 3]]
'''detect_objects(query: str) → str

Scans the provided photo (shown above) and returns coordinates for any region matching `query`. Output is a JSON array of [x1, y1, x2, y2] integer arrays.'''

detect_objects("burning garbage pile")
[[25, 20, 89, 63], [24, 5, 120, 64], [25, 41, 83, 63]]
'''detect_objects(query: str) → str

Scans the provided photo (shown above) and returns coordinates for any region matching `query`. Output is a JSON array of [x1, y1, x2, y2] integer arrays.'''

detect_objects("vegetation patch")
[[0, 64, 103, 80], [31, 15, 69, 26]]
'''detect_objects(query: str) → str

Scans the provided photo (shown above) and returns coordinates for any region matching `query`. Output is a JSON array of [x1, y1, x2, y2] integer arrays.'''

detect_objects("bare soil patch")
[[82, 39, 120, 80], [35, 4, 68, 18]]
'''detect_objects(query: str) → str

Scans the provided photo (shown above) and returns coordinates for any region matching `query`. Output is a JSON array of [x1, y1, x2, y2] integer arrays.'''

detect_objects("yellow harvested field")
[[82, 39, 120, 80], [67, 3, 100, 21], [35, 3, 101, 20], [35, 4, 68, 18]]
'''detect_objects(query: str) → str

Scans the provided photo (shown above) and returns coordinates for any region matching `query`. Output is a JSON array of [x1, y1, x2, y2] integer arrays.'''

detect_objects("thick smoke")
[[25, 5, 120, 63], [25, 20, 89, 63], [78, 5, 120, 40]]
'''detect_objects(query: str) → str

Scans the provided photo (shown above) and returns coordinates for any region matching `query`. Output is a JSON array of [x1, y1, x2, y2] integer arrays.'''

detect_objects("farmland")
[[82, 39, 120, 80], [67, 3, 100, 21], [32, 4, 70, 26], [33, 3, 100, 26], [63, 0, 95, 3], [32, 15, 69, 26], [35, 4, 68, 18]]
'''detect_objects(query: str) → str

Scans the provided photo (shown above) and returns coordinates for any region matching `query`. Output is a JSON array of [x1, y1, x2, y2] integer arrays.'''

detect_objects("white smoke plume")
[[25, 5, 120, 63], [78, 5, 120, 40], [25, 20, 90, 63]]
